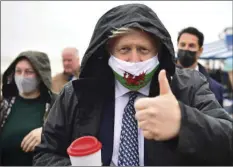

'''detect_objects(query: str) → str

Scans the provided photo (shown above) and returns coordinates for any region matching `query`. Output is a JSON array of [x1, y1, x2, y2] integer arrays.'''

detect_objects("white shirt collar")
[[115, 80, 151, 98]]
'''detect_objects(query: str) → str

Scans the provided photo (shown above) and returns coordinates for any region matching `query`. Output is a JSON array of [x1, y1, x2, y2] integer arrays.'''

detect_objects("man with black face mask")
[[177, 27, 224, 106]]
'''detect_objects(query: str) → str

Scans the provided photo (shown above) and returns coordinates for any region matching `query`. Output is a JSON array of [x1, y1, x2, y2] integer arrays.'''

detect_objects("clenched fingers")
[[142, 130, 154, 140], [135, 108, 158, 122], [135, 97, 155, 111]]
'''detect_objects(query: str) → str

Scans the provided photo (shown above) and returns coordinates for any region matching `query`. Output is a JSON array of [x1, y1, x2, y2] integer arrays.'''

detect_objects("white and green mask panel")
[[108, 55, 159, 91]]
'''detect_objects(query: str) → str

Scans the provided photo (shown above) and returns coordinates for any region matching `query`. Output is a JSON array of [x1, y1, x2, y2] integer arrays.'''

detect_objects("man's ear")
[[106, 38, 115, 55], [197, 47, 203, 58], [153, 35, 162, 55]]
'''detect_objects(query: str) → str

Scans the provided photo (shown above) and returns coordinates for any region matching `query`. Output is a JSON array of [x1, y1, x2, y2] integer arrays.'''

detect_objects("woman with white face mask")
[[0, 51, 57, 166]]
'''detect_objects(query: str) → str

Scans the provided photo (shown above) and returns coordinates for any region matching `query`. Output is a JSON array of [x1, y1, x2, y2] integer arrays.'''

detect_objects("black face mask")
[[177, 49, 197, 68]]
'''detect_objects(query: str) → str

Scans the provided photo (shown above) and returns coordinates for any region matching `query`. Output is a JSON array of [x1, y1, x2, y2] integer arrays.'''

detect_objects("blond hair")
[[108, 27, 136, 39], [107, 27, 160, 53], [107, 27, 143, 53]]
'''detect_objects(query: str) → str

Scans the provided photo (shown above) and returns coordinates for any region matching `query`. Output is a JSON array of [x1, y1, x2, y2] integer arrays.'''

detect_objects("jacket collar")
[[197, 63, 211, 82]]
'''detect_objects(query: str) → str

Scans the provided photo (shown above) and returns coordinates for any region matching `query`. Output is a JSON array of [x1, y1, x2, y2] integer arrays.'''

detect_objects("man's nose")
[[183, 45, 190, 50], [183, 45, 191, 50], [129, 49, 140, 62], [64, 61, 69, 66]]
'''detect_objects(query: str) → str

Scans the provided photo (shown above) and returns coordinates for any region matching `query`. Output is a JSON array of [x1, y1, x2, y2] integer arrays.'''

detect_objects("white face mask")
[[14, 75, 40, 94], [108, 55, 159, 90]]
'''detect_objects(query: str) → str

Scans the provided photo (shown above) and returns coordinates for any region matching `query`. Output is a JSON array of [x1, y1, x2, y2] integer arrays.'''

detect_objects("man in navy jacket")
[[176, 27, 224, 106]]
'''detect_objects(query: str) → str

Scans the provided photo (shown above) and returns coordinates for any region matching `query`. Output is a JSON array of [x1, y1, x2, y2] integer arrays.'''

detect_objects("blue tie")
[[118, 91, 140, 166]]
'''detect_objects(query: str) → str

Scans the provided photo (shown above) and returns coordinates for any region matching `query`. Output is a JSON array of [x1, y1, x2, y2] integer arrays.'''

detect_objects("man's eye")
[[189, 44, 196, 48], [119, 47, 130, 53], [180, 43, 186, 47], [139, 48, 149, 54], [121, 47, 129, 51]]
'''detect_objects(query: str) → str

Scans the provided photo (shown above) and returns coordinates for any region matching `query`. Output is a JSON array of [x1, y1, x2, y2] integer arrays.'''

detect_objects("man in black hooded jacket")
[[33, 3, 233, 166]]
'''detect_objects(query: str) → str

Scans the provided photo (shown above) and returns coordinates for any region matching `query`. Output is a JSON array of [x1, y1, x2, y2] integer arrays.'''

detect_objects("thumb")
[[159, 69, 171, 95]]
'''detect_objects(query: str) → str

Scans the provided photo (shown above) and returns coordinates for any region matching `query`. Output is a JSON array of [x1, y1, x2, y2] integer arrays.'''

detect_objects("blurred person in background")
[[34, 4, 232, 166], [222, 57, 233, 116], [0, 74, 2, 102], [177, 27, 224, 106], [52, 47, 80, 93], [0, 51, 57, 166]]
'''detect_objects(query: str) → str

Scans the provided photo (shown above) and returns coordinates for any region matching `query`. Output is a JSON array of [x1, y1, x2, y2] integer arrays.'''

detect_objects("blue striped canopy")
[[200, 34, 233, 60]]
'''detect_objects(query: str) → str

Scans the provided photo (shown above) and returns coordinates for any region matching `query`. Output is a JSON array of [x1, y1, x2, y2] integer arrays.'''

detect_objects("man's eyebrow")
[[179, 42, 186, 45], [189, 43, 196, 46]]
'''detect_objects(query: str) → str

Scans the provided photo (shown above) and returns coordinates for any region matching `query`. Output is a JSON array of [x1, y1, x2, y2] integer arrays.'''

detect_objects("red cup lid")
[[67, 136, 102, 157]]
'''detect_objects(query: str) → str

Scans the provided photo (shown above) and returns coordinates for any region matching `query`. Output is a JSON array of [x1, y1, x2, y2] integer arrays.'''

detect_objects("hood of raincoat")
[[79, 3, 176, 79], [2, 51, 53, 99]]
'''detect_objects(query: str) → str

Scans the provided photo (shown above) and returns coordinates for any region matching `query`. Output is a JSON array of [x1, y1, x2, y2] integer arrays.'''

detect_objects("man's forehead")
[[62, 48, 78, 56], [62, 51, 74, 56], [179, 33, 198, 43], [111, 30, 156, 45]]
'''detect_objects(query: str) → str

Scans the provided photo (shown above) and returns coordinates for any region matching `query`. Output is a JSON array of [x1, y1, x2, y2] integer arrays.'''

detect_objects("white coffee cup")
[[67, 136, 102, 166]]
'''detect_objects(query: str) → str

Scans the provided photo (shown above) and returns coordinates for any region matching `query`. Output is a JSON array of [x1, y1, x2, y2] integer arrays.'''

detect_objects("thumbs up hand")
[[135, 70, 181, 141]]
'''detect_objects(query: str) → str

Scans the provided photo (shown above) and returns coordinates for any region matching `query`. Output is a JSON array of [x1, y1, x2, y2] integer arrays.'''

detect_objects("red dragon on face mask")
[[123, 71, 146, 86]]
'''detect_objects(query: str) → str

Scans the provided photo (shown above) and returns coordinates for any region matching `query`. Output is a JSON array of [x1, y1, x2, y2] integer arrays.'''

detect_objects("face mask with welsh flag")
[[108, 55, 159, 91]]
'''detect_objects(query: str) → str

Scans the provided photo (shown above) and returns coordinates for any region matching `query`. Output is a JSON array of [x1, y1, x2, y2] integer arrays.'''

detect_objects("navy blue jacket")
[[198, 63, 224, 106]]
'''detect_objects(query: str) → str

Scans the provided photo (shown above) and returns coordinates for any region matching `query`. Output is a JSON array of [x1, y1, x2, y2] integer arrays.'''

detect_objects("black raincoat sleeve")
[[33, 83, 76, 166], [177, 71, 233, 165]]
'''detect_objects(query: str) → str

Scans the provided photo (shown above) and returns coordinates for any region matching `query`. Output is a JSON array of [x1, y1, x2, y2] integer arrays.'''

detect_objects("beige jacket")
[[52, 71, 80, 94]]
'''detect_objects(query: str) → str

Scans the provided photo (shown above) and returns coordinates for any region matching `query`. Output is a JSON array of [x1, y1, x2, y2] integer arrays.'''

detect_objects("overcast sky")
[[1, 1, 232, 75]]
